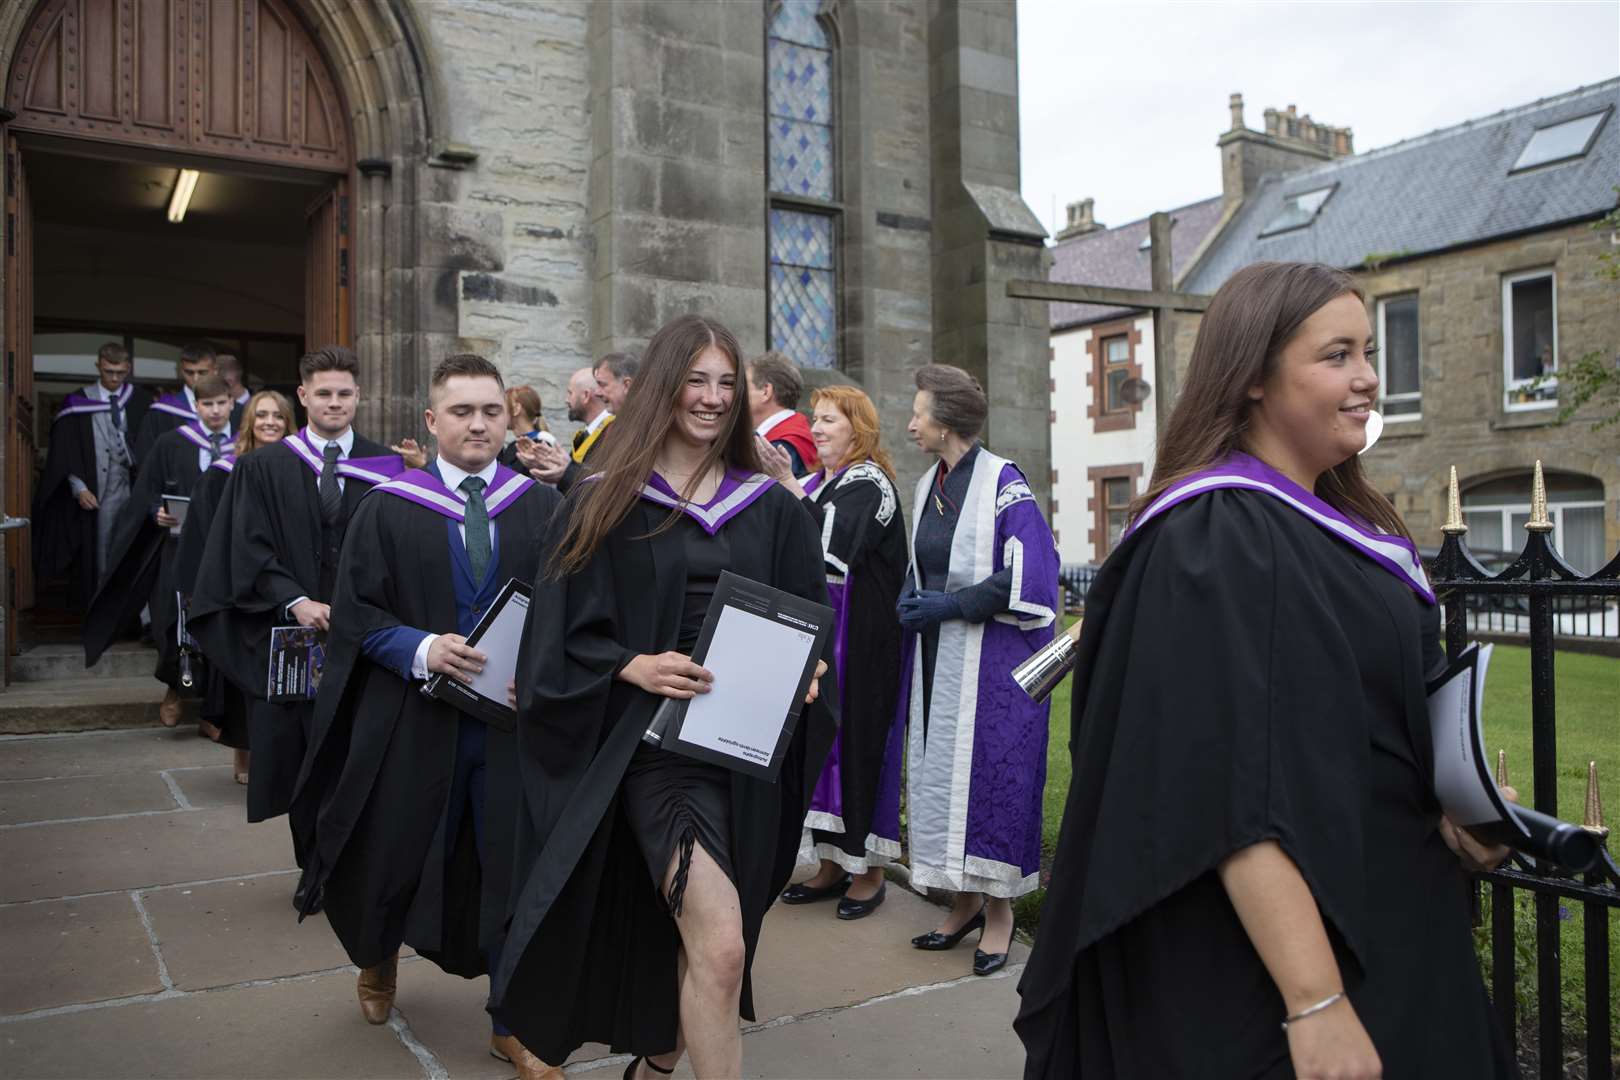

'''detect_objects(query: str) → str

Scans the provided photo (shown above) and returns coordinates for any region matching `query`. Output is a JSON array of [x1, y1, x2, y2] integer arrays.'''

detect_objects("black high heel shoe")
[[973, 947, 1009, 976], [624, 1056, 674, 1079], [780, 874, 850, 905], [910, 909, 985, 950]]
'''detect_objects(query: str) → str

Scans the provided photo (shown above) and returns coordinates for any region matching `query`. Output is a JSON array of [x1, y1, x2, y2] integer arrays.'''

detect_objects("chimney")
[[1055, 197, 1105, 241], [1218, 93, 1354, 210]]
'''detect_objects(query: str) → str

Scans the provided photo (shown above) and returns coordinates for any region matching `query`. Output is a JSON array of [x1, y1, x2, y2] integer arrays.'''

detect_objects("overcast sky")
[[1017, 1, 1620, 238]]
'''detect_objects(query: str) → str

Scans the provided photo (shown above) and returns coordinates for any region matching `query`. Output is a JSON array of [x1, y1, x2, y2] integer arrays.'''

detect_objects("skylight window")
[[1260, 185, 1335, 237], [1511, 108, 1610, 172]]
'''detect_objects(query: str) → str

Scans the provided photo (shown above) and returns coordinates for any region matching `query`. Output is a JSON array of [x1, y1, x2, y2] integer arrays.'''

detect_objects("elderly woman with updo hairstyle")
[[879, 363, 1060, 977]]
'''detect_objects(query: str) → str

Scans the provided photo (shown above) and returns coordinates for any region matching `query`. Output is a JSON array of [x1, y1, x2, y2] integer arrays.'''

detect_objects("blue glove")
[[896, 589, 962, 632]]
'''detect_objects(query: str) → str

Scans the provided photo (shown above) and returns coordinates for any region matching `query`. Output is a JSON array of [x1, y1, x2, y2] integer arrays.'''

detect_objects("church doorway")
[[3, 0, 353, 669]]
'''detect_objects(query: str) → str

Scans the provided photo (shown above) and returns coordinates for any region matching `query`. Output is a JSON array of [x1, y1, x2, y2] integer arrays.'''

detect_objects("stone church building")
[[0, 0, 1049, 677]]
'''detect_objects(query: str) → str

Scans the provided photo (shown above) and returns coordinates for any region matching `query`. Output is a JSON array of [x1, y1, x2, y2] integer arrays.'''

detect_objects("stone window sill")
[[1490, 411, 1560, 431]]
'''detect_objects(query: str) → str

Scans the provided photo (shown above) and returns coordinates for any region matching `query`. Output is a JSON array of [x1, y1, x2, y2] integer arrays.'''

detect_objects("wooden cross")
[[1008, 212, 1213, 435]]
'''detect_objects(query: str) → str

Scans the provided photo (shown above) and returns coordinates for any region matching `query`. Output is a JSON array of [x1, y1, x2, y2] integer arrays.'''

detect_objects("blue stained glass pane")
[[770, 264, 836, 369], [767, 39, 830, 125], [768, 121, 833, 200], [769, 209, 833, 270], [769, 0, 828, 48]]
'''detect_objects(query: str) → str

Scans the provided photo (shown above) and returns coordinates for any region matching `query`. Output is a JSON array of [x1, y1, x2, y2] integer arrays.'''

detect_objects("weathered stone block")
[[659, 159, 763, 227]]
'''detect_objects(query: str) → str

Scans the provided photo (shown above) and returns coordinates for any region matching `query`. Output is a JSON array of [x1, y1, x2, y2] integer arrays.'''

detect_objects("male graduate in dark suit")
[[32, 342, 152, 609], [85, 374, 235, 726], [292, 354, 562, 1078], [188, 346, 403, 886], [134, 342, 217, 463]]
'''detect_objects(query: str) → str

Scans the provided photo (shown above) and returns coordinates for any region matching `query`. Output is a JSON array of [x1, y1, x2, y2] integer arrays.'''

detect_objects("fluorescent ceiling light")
[[167, 169, 200, 223]]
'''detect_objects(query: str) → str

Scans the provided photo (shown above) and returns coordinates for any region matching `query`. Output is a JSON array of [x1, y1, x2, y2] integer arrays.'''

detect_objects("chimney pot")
[[1229, 92, 1245, 131]]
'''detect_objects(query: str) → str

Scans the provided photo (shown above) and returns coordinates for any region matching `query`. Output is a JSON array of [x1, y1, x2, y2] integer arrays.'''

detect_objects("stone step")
[[11, 642, 158, 682], [0, 676, 197, 735]]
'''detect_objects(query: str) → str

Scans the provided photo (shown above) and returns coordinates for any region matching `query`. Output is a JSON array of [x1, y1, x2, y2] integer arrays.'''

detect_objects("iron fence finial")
[[1496, 749, 1510, 790], [1526, 461, 1553, 533], [1584, 761, 1608, 839], [1442, 466, 1466, 535]]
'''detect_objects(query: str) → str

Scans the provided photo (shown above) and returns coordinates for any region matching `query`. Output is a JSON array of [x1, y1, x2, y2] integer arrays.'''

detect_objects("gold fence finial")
[[1526, 460, 1554, 532], [1495, 749, 1509, 790], [1442, 466, 1466, 535], [1584, 761, 1608, 839]]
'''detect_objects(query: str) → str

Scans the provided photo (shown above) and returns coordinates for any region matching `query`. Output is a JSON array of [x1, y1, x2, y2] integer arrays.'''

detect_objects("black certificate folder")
[[651, 571, 833, 783], [422, 578, 530, 733]]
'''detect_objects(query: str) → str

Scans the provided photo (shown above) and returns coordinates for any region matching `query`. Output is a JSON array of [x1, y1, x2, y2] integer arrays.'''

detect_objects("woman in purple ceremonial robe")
[[887, 364, 1060, 978], [757, 384, 909, 920], [1015, 262, 1518, 1079]]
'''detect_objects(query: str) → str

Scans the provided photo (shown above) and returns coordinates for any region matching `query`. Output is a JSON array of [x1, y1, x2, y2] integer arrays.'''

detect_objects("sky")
[[1017, 1, 1620, 237]]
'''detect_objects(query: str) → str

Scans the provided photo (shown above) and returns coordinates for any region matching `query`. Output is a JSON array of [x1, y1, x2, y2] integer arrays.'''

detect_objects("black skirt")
[[620, 741, 734, 916]]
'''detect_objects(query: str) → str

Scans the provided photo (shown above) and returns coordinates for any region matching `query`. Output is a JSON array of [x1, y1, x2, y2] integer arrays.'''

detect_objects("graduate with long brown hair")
[[491, 314, 835, 1078]]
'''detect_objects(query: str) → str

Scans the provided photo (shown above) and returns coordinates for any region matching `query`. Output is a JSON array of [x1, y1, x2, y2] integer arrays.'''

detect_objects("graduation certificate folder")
[[643, 571, 832, 783], [1426, 643, 1601, 873], [267, 626, 324, 703], [421, 578, 530, 733], [162, 494, 190, 537]]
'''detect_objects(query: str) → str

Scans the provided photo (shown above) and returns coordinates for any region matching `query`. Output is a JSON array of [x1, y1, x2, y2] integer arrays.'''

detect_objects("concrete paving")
[[0, 726, 1030, 1079]]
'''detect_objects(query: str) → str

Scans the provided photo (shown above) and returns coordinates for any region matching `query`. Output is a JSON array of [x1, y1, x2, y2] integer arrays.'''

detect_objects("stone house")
[[0, 0, 1050, 675], [1051, 81, 1620, 571]]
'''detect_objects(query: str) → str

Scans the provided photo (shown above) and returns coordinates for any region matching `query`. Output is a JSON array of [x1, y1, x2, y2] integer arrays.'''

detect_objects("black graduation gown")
[[490, 484, 838, 1063], [83, 429, 212, 685], [1014, 489, 1516, 1079], [799, 463, 908, 868], [175, 464, 248, 749], [133, 397, 190, 464], [32, 388, 151, 608], [188, 433, 394, 827], [290, 479, 559, 975]]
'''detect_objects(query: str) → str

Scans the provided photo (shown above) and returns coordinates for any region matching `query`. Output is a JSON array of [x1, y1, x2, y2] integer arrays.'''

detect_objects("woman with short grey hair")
[[875, 363, 1060, 976]]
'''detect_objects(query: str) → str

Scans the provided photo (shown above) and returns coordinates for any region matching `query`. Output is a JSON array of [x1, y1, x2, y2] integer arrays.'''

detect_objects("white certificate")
[[675, 604, 818, 769], [463, 588, 529, 707]]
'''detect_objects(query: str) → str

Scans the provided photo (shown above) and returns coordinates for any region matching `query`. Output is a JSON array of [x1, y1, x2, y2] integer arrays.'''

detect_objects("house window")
[[1102, 476, 1133, 553], [1087, 464, 1143, 560], [766, 0, 840, 369], [1375, 294, 1421, 419], [1102, 335, 1131, 413], [1462, 472, 1606, 573], [1259, 184, 1336, 237], [1502, 269, 1557, 410], [1511, 107, 1611, 172]]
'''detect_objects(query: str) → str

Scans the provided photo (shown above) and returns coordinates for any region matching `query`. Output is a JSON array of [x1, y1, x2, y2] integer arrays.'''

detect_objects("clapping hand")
[[514, 436, 544, 470], [1439, 785, 1519, 872], [896, 588, 962, 632], [528, 440, 571, 484], [392, 438, 428, 469]]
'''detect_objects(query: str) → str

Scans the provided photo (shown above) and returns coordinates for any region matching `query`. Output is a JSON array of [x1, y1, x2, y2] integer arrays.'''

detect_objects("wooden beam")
[[1006, 279, 1211, 312]]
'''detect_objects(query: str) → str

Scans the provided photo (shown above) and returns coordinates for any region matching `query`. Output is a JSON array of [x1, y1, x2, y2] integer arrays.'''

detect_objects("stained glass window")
[[766, 0, 839, 369]]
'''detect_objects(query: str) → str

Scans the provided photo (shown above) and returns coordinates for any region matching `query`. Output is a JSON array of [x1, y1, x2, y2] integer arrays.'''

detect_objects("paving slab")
[[168, 764, 248, 810], [0, 806, 295, 903], [0, 892, 162, 1016], [0, 771, 179, 825], [141, 873, 347, 991], [747, 881, 1029, 1023], [733, 969, 1028, 1079], [391, 959, 508, 1080], [0, 729, 221, 781], [0, 969, 429, 1079]]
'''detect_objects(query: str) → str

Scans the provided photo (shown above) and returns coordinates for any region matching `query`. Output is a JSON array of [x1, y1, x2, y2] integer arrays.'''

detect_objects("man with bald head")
[[527, 360, 621, 493]]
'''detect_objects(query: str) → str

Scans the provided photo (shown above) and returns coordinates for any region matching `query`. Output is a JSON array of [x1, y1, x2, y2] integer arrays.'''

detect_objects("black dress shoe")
[[973, 948, 1009, 976], [910, 910, 985, 950], [780, 875, 850, 905], [836, 881, 886, 920]]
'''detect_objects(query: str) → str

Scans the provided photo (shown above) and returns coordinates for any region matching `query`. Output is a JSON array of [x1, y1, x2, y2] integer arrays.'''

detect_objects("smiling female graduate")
[[490, 314, 836, 1079], [289, 355, 562, 1077], [1014, 262, 1518, 1079]]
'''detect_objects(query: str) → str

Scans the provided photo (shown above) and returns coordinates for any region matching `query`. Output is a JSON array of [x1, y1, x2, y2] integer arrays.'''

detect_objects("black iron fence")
[[1422, 547, 1620, 642], [1429, 465, 1619, 1080]]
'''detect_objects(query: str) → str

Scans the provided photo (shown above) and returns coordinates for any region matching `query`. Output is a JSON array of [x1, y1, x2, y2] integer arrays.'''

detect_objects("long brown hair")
[[235, 390, 296, 456], [550, 315, 759, 576], [1134, 261, 1409, 540], [810, 384, 895, 480]]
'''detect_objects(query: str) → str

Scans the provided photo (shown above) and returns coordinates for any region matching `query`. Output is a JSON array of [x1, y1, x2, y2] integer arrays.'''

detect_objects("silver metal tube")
[[1013, 621, 1082, 703]]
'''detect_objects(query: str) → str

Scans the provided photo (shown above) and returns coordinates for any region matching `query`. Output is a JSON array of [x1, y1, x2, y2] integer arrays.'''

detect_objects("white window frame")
[[1502, 268, 1558, 412], [1375, 293, 1421, 422], [1462, 500, 1605, 558]]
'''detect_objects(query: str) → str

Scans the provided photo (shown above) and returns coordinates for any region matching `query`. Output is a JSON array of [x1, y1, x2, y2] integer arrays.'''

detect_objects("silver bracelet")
[[1280, 991, 1345, 1031]]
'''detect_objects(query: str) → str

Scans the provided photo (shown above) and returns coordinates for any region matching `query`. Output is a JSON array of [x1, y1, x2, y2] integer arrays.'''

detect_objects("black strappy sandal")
[[623, 1056, 675, 1079]]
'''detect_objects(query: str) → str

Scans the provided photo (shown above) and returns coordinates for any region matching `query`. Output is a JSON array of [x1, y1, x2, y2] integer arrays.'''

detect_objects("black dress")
[[1015, 488, 1516, 1079]]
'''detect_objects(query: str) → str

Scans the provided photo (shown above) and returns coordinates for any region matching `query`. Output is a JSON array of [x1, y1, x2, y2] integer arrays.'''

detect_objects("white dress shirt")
[[410, 455, 502, 679], [195, 422, 233, 473], [754, 408, 796, 437]]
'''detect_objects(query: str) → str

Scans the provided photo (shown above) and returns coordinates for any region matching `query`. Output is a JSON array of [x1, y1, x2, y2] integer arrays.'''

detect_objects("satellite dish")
[[1118, 377, 1152, 405], [1358, 410, 1385, 455]]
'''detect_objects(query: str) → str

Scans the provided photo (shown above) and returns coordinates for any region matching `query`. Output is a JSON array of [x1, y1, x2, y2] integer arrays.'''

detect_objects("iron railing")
[[1429, 464, 1619, 1080]]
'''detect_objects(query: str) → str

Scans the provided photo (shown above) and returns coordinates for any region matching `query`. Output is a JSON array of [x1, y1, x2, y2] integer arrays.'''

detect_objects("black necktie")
[[460, 476, 490, 583], [319, 442, 342, 525], [110, 396, 124, 432], [207, 431, 223, 463], [572, 428, 587, 453]]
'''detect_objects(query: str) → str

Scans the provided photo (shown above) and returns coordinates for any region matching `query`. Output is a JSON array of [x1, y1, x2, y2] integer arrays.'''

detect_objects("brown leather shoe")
[[158, 688, 181, 728], [356, 954, 398, 1025], [489, 1033, 566, 1079]]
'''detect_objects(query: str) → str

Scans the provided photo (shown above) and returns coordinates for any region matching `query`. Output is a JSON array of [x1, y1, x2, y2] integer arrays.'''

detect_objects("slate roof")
[[1047, 195, 1225, 331], [1183, 79, 1620, 293]]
